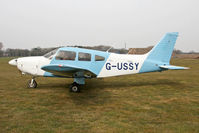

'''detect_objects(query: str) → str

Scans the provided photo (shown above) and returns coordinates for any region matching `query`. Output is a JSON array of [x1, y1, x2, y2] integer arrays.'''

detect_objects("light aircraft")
[[9, 32, 188, 92]]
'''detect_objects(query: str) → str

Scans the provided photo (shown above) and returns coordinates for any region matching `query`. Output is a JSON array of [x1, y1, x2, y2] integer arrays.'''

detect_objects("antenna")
[[106, 47, 113, 53]]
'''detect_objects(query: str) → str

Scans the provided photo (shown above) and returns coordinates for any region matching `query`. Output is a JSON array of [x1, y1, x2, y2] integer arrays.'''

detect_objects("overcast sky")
[[0, 0, 198, 52]]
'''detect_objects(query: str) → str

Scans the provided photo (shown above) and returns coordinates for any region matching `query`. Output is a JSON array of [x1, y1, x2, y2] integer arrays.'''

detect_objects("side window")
[[55, 50, 76, 60], [78, 52, 91, 61], [95, 55, 105, 61]]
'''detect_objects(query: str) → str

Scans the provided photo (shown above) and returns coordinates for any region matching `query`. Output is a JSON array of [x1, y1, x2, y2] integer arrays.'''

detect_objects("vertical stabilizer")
[[147, 32, 178, 63], [139, 32, 179, 73]]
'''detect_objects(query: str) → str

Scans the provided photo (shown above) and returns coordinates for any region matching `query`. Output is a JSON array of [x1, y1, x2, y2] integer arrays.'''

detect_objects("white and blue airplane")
[[9, 32, 188, 92]]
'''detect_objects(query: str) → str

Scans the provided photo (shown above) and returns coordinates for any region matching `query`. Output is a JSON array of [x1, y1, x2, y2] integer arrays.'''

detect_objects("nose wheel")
[[28, 78, 37, 88]]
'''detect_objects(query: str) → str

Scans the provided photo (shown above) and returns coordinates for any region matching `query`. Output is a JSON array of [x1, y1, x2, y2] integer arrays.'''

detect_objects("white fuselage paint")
[[97, 53, 148, 78], [11, 53, 148, 78], [16, 56, 51, 76]]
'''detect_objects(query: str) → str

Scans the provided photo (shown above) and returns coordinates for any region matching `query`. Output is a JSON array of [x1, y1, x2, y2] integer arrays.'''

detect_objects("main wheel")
[[70, 82, 80, 93], [28, 79, 37, 88]]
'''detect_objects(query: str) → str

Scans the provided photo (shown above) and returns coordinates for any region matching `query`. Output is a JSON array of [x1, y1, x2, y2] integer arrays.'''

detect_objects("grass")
[[0, 57, 199, 133]]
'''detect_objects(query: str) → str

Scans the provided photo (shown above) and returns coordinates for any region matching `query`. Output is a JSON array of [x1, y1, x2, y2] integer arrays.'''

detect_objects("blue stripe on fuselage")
[[44, 47, 110, 77], [139, 59, 162, 73]]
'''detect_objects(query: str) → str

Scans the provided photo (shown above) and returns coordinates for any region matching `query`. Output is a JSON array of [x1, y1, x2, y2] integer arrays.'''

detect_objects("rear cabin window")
[[95, 55, 105, 61], [55, 50, 76, 60], [78, 52, 91, 61]]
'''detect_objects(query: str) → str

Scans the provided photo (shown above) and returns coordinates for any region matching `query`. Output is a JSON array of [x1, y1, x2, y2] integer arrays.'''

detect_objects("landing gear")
[[28, 78, 37, 88], [69, 82, 80, 93], [69, 77, 85, 93]]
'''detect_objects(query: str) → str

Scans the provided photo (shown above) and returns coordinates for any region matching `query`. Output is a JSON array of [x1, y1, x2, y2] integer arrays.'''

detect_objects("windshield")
[[44, 49, 58, 59]]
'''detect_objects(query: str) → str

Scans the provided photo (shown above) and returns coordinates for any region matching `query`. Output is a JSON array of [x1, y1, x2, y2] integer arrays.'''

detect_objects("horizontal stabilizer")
[[159, 65, 189, 70]]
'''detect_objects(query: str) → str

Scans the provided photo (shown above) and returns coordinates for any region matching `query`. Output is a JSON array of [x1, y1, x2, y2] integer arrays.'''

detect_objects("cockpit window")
[[78, 52, 91, 61], [55, 50, 76, 60], [95, 55, 105, 61], [44, 49, 58, 59]]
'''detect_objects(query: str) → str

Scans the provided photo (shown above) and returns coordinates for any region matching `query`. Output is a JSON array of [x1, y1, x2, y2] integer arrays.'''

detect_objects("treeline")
[[0, 45, 128, 57], [0, 44, 197, 57], [1, 47, 57, 57]]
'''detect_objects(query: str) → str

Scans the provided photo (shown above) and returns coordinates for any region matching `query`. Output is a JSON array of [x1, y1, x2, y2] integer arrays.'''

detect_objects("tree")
[[0, 42, 3, 50], [173, 49, 183, 54], [0, 50, 3, 57], [0, 42, 3, 56]]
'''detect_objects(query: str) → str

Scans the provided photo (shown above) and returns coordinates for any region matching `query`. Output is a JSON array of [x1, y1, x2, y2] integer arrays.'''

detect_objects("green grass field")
[[0, 57, 199, 133]]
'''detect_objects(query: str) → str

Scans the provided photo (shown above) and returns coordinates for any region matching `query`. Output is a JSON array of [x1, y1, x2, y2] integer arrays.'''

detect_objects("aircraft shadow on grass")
[[38, 78, 186, 92]]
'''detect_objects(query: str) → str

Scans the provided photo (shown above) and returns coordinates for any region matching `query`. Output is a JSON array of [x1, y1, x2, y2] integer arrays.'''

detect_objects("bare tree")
[[0, 42, 3, 50]]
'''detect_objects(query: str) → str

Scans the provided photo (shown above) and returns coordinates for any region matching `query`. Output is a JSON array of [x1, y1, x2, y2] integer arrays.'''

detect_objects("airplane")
[[9, 32, 189, 92]]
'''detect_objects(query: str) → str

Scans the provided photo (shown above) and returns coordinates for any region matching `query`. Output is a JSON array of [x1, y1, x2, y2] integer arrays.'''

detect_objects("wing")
[[41, 64, 96, 78]]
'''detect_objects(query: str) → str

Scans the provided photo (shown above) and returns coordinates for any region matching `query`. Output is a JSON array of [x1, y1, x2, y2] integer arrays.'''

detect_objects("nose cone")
[[9, 59, 17, 66]]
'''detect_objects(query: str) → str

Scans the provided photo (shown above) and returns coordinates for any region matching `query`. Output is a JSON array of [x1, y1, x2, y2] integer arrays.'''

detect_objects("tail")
[[139, 32, 189, 73], [147, 32, 178, 63]]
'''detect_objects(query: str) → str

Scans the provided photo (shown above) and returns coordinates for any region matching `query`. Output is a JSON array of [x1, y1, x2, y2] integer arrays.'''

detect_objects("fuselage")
[[8, 47, 149, 78]]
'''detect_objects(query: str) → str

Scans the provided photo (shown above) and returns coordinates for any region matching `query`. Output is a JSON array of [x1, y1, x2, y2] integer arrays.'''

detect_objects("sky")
[[0, 0, 198, 52]]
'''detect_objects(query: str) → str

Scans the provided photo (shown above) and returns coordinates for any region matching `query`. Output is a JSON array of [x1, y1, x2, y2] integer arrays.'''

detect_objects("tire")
[[70, 83, 80, 93], [28, 79, 37, 88]]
